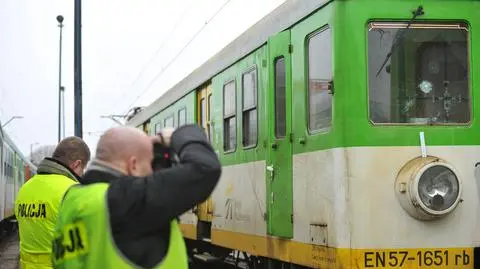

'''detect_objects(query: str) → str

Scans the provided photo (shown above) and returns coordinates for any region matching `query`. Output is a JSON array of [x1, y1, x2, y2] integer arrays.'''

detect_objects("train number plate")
[[362, 248, 473, 268]]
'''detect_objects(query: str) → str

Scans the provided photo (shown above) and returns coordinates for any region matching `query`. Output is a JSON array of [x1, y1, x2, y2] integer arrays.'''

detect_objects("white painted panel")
[[347, 146, 480, 248], [293, 148, 350, 248], [4, 182, 14, 217], [193, 145, 479, 252], [0, 146, 5, 221], [212, 160, 267, 236]]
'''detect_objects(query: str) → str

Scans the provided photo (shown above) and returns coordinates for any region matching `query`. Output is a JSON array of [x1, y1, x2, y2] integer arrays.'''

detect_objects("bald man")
[[83, 126, 157, 181], [52, 124, 221, 269]]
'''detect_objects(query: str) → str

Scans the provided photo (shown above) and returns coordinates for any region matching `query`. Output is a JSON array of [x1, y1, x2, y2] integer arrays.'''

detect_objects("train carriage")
[[0, 127, 4, 224], [0, 121, 37, 233], [3, 141, 15, 219], [127, 0, 480, 268]]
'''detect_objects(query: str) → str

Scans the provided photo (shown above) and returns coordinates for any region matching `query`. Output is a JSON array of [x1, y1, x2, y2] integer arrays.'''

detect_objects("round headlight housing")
[[395, 156, 462, 220]]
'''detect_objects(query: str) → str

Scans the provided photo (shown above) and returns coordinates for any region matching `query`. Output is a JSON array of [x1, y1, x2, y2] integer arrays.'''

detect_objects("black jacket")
[[81, 124, 221, 268]]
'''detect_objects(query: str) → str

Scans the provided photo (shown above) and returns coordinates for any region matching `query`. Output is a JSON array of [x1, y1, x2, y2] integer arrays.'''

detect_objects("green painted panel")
[[289, 0, 480, 155], [140, 0, 480, 167], [290, 2, 339, 155], [266, 30, 293, 238], [334, 0, 480, 148], [150, 91, 196, 135], [211, 46, 269, 166]]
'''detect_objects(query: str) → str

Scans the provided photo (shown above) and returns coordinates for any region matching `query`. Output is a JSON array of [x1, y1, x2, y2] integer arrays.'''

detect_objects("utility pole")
[[61, 86, 65, 138], [74, 0, 83, 138], [57, 15, 64, 143]]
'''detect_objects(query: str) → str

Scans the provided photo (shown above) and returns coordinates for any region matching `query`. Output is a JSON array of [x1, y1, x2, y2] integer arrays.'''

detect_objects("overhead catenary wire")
[[110, 0, 197, 112], [122, 0, 234, 115]]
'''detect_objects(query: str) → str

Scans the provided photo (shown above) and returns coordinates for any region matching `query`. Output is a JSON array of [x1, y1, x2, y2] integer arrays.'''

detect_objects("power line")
[[110, 0, 197, 112], [122, 0, 233, 115]]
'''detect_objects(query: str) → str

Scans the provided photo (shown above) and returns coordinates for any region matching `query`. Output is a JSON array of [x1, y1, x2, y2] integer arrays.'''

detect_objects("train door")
[[15, 157, 22, 200], [0, 136, 2, 181], [0, 140, 3, 220], [266, 30, 293, 238], [6, 153, 16, 217], [195, 83, 214, 238], [142, 121, 151, 135], [3, 148, 11, 218]]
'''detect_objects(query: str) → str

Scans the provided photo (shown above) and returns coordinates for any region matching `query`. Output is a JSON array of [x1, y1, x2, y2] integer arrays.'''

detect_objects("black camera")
[[151, 142, 177, 170]]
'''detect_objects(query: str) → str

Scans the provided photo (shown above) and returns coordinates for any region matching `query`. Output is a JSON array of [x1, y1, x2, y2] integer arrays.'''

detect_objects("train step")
[[193, 253, 221, 263]]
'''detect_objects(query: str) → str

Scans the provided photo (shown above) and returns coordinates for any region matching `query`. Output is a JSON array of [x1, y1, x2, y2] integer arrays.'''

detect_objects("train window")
[[242, 67, 258, 147], [368, 22, 470, 125], [178, 108, 186, 126], [164, 115, 174, 128], [275, 57, 286, 138], [155, 122, 162, 134], [307, 27, 333, 132], [143, 122, 151, 135], [7, 151, 10, 178], [223, 80, 236, 152]]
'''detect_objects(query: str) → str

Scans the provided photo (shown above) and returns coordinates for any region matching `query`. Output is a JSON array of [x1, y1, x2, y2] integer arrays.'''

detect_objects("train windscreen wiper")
[[375, 6, 425, 77]]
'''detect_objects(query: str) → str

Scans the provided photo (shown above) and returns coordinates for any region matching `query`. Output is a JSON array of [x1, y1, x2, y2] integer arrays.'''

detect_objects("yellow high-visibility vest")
[[52, 183, 188, 269], [15, 174, 78, 269]]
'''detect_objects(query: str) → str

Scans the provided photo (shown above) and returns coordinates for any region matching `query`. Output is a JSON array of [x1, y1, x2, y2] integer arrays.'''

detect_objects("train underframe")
[[0, 216, 17, 241], [185, 221, 311, 269]]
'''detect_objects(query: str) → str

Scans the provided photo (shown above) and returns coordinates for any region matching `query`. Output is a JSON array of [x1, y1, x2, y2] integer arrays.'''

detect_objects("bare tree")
[[30, 145, 56, 166]]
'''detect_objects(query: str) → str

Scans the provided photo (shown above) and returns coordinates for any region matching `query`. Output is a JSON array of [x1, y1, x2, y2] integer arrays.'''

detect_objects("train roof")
[[126, 0, 329, 127], [0, 120, 37, 170]]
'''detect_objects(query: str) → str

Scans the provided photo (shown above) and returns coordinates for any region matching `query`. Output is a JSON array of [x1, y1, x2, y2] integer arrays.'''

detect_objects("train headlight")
[[395, 156, 462, 220], [417, 165, 460, 212]]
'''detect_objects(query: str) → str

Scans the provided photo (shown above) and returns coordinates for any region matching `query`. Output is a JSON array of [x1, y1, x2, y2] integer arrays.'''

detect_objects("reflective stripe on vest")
[[15, 174, 78, 268], [52, 183, 188, 269]]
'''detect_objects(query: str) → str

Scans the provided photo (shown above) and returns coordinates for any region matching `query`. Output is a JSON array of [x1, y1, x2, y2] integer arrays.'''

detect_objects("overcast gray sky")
[[0, 0, 284, 158]]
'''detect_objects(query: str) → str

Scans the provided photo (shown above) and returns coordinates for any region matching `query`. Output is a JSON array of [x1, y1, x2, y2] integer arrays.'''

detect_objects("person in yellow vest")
[[52, 124, 221, 269], [15, 136, 91, 269]]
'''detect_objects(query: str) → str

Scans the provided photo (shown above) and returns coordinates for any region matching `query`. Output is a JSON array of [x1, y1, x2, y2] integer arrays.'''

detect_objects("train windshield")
[[367, 22, 470, 125]]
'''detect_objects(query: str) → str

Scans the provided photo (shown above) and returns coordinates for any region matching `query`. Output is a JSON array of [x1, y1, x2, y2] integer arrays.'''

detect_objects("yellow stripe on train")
[[180, 225, 474, 268], [347, 248, 472, 269]]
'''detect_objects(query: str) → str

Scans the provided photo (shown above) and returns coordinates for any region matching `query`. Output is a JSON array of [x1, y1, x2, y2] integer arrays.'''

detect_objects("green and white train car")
[[0, 121, 37, 233], [127, 0, 479, 268]]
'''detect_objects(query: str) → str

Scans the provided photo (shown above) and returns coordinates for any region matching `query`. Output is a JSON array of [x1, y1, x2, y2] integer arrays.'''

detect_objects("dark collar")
[[37, 157, 82, 183], [82, 161, 125, 185], [81, 169, 118, 185]]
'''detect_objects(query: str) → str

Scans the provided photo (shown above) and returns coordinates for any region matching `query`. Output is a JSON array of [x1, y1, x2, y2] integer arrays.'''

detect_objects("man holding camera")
[[51, 124, 221, 269]]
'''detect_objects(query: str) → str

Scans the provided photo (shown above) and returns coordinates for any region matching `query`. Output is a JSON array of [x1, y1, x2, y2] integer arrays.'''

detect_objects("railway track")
[[0, 229, 19, 269], [0, 230, 251, 269], [190, 250, 254, 269]]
